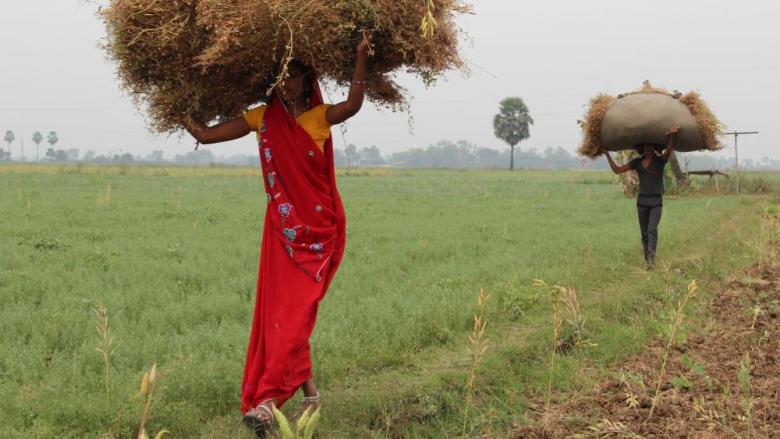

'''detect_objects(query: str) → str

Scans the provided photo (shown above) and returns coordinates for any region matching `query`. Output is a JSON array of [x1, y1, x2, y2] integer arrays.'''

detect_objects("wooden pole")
[[735, 133, 739, 193], [724, 131, 758, 194]]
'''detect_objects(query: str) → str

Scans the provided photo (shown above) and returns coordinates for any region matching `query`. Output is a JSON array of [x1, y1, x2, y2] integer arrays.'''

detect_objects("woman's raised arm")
[[183, 116, 252, 145], [326, 36, 371, 125]]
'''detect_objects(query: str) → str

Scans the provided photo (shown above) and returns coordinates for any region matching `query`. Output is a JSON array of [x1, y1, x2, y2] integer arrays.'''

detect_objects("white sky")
[[0, 0, 777, 161]]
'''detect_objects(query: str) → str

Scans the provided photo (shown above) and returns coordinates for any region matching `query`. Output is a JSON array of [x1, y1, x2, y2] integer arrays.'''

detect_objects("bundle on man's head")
[[101, 0, 470, 134], [577, 82, 724, 159]]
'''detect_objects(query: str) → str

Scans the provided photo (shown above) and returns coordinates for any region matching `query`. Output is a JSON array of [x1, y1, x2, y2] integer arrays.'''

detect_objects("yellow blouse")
[[244, 104, 332, 152]]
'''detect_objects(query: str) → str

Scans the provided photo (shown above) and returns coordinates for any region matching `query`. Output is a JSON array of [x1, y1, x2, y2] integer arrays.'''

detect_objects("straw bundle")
[[578, 82, 724, 159], [101, 0, 469, 133]]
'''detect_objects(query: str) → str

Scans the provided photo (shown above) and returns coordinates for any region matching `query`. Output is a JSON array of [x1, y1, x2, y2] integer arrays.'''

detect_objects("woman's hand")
[[325, 34, 371, 125], [357, 32, 374, 58]]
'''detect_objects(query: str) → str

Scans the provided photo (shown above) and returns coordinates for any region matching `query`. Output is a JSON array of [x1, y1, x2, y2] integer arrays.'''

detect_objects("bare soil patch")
[[514, 262, 779, 438]]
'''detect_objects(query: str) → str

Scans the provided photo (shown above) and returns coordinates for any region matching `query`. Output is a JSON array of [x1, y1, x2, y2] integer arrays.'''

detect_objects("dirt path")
[[513, 259, 780, 438]]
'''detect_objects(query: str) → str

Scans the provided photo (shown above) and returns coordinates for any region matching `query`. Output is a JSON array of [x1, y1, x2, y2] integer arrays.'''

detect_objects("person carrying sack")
[[602, 127, 679, 268]]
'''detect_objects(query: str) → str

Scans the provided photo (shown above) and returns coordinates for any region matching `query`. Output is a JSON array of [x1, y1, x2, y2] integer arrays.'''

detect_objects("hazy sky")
[[0, 0, 777, 161]]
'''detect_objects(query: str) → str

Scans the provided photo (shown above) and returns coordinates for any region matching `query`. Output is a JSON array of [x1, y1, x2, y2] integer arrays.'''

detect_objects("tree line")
[[335, 140, 603, 169], [2, 130, 59, 161], [3, 141, 772, 171], [2, 96, 769, 169]]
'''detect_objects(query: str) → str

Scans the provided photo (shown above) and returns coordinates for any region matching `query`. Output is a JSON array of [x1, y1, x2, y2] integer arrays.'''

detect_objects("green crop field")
[[0, 164, 775, 438]]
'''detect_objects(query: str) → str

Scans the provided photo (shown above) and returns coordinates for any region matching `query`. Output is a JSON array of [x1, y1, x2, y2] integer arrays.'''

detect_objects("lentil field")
[[0, 165, 775, 438]]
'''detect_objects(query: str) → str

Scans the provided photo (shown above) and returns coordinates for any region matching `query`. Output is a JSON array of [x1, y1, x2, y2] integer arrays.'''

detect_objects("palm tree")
[[493, 97, 533, 170], [32, 132, 43, 161], [4, 130, 15, 160], [47, 131, 59, 151]]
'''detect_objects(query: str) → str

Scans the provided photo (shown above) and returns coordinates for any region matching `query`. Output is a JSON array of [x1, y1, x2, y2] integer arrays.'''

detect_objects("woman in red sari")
[[184, 40, 370, 435]]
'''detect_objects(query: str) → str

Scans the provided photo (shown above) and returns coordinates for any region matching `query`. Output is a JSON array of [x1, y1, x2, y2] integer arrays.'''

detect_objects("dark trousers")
[[637, 195, 663, 264]]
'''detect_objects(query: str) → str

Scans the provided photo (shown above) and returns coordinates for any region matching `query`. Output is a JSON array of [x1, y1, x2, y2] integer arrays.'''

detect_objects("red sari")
[[241, 77, 346, 412]]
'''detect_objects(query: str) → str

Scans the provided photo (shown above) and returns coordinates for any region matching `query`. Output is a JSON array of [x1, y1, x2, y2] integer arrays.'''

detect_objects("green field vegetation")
[[0, 164, 775, 438]]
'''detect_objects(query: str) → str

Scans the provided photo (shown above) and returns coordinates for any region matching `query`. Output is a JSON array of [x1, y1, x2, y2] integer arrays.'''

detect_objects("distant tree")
[[333, 148, 347, 167], [360, 145, 386, 166], [389, 140, 498, 169], [47, 131, 58, 150], [32, 131, 43, 161], [382, 140, 595, 170], [147, 150, 164, 163], [174, 149, 214, 164], [493, 97, 533, 171], [389, 147, 424, 167], [475, 145, 506, 168], [46, 148, 68, 162], [93, 153, 112, 163], [66, 149, 80, 161], [540, 147, 578, 169], [83, 150, 96, 161], [4, 130, 15, 159], [344, 144, 360, 167], [517, 148, 543, 168]]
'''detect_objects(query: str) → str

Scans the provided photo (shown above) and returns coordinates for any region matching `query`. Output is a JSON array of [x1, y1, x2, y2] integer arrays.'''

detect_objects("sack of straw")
[[101, 0, 470, 134], [578, 82, 724, 158]]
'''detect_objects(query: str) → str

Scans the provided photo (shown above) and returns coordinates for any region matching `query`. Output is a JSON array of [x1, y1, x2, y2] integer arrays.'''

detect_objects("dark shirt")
[[630, 154, 667, 196]]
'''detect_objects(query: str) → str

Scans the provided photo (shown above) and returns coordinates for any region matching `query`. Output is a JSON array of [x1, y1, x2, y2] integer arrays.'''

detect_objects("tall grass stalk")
[[545, 299, 563, 427], [533, 279, 579, 427], [463, 289, 489, 434], [750, 305, 763, 331], [758, 206, 778, 271], [137, 364, 169, 439], [97, 184, 112, 207], [737, 353, 753, 439], [692, 395, 741, 437], [93, 302, 112, 402], [647, 279, 698, 421], [574, 418, 646, 439]]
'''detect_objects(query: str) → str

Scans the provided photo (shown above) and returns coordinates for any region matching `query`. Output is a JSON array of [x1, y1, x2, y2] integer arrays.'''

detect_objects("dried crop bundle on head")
[[577, 82, 724, 159], [578, 94, 616, 159], [101, 0, 470, 134]]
